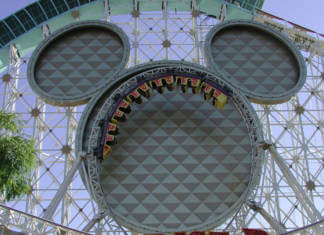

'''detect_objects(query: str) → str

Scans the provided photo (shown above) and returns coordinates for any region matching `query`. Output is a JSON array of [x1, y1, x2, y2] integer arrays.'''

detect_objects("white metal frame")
[[0, 3, 323, 234]]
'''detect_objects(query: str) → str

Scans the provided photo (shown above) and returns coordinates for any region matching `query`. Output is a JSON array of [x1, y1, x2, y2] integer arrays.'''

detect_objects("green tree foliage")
[[0, 111, 36, 201]]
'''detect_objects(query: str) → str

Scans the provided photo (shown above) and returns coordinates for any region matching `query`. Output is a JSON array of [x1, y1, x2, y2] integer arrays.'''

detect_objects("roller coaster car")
[[175, 76, 189, 93], [137, 83, 151, 98], [102, 145, 112, 160], [105, 134, 117, 146], [107, 122, 119, 135], [150, 78, 164, 94], [126, 90, 143, 104], [188, 78, 201, 94], [118, 99, 131, 113], [212, 88, 227, 109], [162, 76, 175, 91], [201, 82, 214, 101], [111, 109, 127, 123]]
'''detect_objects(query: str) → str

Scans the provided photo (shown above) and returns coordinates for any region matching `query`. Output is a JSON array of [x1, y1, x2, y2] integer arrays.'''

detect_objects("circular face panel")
[[204, 20, 306, 104], [27, 20, 130, 106], [102, 90, 251, 232], [76, 62, 264, 233]]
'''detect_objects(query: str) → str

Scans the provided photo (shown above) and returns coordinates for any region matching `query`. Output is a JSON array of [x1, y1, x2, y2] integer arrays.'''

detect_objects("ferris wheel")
[[0, 0, 323, 234]]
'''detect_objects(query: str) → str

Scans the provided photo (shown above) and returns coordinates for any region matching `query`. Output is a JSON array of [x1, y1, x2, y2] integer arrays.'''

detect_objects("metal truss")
[[0, 204, 91, 235], [81, 63, 264, 233], [0, 5, 323, 234]]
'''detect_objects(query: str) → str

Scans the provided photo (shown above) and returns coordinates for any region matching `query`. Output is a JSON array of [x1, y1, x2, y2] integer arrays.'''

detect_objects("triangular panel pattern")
[[211, 27, 299, 94], [100, 90, 252, 231], [35, 28, 124, 97]]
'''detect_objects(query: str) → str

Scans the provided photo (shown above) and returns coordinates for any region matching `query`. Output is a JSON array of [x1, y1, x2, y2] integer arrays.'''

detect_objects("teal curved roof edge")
[[0, 0, 263, 73], [0, 0, 98, 48]]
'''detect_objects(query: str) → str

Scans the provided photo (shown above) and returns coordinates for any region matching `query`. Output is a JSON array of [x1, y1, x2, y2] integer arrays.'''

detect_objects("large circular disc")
[[27, 20, 130, 106], [204, 20, 306, 104], [76, 62, 264, 233]]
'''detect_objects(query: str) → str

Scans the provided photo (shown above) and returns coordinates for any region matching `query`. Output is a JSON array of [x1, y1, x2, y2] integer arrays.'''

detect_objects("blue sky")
[[0, 0, 323, 34], [262, 0, 324, 34]]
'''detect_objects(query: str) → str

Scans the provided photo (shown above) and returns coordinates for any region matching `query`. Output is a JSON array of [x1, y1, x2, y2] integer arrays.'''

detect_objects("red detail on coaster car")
[[208, 232, 229, 235], [162, 76, 175, 91], [175, 76, 189, 93], [130, 89, 141, 98], [118, 99, 131, 113], [105, 134, 116, 145], [164, 76, 174, 85], [202, 82, 214, 101], [150, 78, 164, 93], [107, 122, 118, 135], [174, 232, 186, 235], [111, 109, 126, 123], [102, 145, 112, 159], [150, 78, 163, 88], [190, 232, 205, 235], [137, 83, 151, 98], [189, 78, 201, 94], [212, 88, 227, 109], [189, 78, 200, 87], [119, 99, 130, 108], [127, 89, 142, 104], [180, 76, 189, 85], [242, 228, 268, 235]]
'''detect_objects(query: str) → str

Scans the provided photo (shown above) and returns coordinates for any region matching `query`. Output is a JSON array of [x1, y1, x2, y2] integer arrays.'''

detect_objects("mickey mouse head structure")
[[27, 20, 306, 233]]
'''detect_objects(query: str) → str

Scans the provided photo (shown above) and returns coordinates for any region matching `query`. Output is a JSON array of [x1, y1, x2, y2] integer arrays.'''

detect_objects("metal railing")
[[281, 218, 324, 235], [0, 204, 93, 235]]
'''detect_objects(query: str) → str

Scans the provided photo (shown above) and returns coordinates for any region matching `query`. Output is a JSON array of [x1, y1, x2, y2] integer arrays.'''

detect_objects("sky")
[[262, 0, 324, 34], [0, 0, 323, 34], [0, 0, 322, 229]]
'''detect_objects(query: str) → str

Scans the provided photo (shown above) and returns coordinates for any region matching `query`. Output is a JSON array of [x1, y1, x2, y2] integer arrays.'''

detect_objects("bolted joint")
[[162, 39, 171, 48], [306, 180, 315, 191], [256, 141, 272, 150], [31, 108, 41, 117], [192, 10, 200, 17], [2, 73, 11, 83], [61, 145, 72, 155], [131, 10, 140, 18], [71, 10, 80, 20], [246, 199, 261, 211], [294, 105, 305, 114]]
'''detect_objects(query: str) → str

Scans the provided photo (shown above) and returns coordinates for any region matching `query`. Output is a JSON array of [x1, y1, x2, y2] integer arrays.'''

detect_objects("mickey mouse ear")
[[204, 20, 306, 104], [27, 20, 130, 106]]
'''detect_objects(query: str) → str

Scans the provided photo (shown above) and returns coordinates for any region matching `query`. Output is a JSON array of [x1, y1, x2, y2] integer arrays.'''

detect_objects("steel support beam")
[[134, 0, 139, 65], [2, 44, 20, 112], [42, 24, 51, 39], [82, 213, 102, 232], [263, 143, 322, 222], [42, 156, 83, 221], [104, 0, 110, 21], [60, 106, 77, 225], [162, 0, 168, 59], [0, 204, 91, 235], [219, 3, 227, 21], [281, 218, 324, 235], [191, 0, 200, 64], [247, 200, 286, 234], [9, 44, 20, 65]]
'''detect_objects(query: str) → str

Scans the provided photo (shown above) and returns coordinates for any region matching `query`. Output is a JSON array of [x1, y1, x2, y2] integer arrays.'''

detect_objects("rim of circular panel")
[[75, 61, 265, 233], [27, 20, 130, 106], [204, 19, 307, 104]]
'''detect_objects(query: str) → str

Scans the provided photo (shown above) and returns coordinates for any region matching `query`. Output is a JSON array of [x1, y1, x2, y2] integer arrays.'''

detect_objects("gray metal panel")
[[27, 20, 130, 106], [101, 91, 252, 232], [204, 20, 306, 104], [75, 61, 264, 233]]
